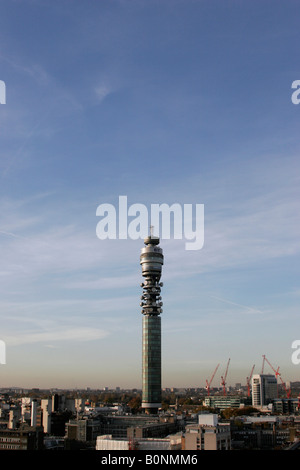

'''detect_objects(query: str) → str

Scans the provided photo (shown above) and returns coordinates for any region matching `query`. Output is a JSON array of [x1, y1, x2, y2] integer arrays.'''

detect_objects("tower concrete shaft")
[[140, 234, 164, 414]]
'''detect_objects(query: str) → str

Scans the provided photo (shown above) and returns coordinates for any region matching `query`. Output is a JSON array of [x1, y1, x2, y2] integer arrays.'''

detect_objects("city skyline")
[[0, 1, 300, 390]]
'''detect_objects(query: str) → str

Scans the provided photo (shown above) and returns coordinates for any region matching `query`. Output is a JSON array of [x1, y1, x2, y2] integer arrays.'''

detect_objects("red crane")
[[220, 358, 230, 396], [262, 355, 280, 397], [205, 363, 219, 396], [128, 438, 139, 450], [261, 355, 265, 374], [246, 364, 255, 397], [281, 379, 292, 399], [262, 355, 291, 399], [261, 355, 280, 378]]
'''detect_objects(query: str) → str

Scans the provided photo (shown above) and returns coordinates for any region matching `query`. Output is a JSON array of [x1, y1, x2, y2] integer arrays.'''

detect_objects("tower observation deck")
[[140, 232, 164, 414]]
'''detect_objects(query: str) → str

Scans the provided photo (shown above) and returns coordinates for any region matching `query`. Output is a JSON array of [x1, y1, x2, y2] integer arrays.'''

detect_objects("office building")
[[204, 395, 251, 411], [96, 433, 182, 450], [184, 414, 231, 450], [0, 425, 44, 450], [252, 374, 278, 407], [41, 399, 52, 433]]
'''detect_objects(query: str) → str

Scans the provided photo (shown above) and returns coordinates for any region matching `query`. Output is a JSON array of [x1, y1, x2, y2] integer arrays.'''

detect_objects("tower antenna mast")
[[140, 229, 164, 414]]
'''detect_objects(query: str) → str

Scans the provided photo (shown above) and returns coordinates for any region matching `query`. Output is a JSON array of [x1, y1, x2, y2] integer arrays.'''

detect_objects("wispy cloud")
[[95, 84, 112, 103], [208, 295, 265, 314], [0, 157, 299, 295], [4, 327, 108, 347]]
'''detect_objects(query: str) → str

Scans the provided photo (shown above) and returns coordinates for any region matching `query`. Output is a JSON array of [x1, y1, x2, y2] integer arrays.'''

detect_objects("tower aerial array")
[[140, 230, 164, 414]]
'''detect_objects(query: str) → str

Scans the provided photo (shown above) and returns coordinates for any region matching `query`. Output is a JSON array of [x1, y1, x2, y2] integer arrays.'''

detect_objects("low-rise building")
[[96, 433, 182, 450], [183, 414, 231, 450], [0, 425, 44, 450], [203, 395, 251, 411], [230, 416, 296, 450]]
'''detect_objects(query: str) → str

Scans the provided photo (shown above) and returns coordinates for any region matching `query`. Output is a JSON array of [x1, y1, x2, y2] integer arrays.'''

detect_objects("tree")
[[221, 406, 259, 419], [127, 396, 142, 413]]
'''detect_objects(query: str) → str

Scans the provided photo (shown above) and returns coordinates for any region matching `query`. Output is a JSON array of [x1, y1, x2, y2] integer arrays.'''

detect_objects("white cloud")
[[95, 84, 111, 102]]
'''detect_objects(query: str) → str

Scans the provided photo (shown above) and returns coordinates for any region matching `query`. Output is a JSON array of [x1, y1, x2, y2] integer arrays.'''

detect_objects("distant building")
[[96, 433, 182, 450], [0, 425, 44, 450], [75, 398, 85, 414], [8, 408, 21, 429], [271, 398, 300, 414], [21, 397, 32, 422], [65, 418, 102, 442], [66, 413, 183, 443], [252, 375, 278, 408], [204, 395, 251, 411], [183, 414, 231, 450], [31, 399, 38, 427], [230, 416, 295, 450], [41, 399, 52, 433]]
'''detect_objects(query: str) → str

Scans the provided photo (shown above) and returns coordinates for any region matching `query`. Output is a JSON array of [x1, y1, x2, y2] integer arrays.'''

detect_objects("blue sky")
[[0, 0, 300, 390]]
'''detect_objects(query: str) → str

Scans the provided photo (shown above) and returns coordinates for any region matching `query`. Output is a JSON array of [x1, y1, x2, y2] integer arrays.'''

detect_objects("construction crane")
[[261, 355, 280, 397], [275, 369, 291, 399], [220, 358, 230, 396], [261, 355, 265, 374], [205, 363, 220, 396], [261, 355, 280, 378], [246, 364, 255, 397], [128, 438, 139, 450], [262, 355, 291, 399], [280, 379, 292, 399]]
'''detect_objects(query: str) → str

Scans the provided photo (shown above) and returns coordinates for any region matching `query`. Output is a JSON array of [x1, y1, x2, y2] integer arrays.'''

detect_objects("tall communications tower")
[[140, 230, 164, 414]]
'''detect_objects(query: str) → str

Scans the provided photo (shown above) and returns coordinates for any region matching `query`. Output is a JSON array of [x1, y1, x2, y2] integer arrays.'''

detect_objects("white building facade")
[[252, 374, 278, 407]]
